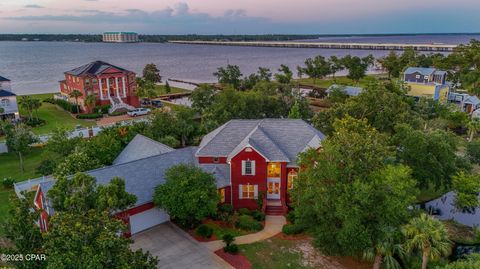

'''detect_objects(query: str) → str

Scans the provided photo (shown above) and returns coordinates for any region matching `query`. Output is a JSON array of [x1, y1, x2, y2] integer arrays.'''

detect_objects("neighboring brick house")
[[403, 67, 450, 102], [33, 119, 325, 235], [59, 61, 139, 113], [0, 75, 19, 120]]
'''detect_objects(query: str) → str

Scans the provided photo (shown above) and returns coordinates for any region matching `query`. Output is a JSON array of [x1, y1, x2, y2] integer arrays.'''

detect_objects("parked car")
[[151, 100, 163, 108], [127, 108, 150, 117]]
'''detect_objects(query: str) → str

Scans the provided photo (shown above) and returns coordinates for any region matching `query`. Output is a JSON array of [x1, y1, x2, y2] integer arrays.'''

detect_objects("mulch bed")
[[187, 230, 219, 242], [215, 249, 252, 269], [276, 232, 311, 241]]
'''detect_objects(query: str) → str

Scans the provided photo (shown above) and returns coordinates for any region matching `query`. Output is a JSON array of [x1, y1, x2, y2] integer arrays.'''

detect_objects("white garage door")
[[130, 208, 169, 234]]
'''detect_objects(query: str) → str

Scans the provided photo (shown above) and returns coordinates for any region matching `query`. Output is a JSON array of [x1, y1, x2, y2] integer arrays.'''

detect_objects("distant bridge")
[[169, 40, 457, 52]]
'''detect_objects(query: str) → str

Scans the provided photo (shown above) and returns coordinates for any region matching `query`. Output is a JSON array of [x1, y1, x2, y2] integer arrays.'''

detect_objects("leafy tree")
[[31, 98, 41, 120], [438, 254, 480, 269], [466, 139, 480, 164], [142, 63, 162, 83], [402, 213, 451, 269], [45, 128, 82, 157], [293, 117, 417, 255], [288, 100, 302, 119], [213, 64, 242, 89], [154, 164, 219, 228], [54, 149, 99, 178], [1, 194, 44, 269], [18, 96, 34, 121], [257, 67, 272, 81], [414, 97, 449, 131], [378, 51, 402, 78], [3, 123, 38, 172], [467, 118, 480, 142], [165, 80, 171, 94], [297, 55, 332, 83], [341, 54, 374, 83], [190, 84, 216, 114], [392, 124, 464, 189], [329, 56, 344, 82], [83, 131, 123, 165], [452, 172, 480, 210], [44, 210, 157, 269], [274, 64, 293, 84], [36, 158, 58, 176], [172, 106, 198, 147], [136, 78, 157, 99], [159, 135, 180, 148], [69, 90, 82, 114], [96, 177, 138, 213], [327, 86, 349, 104]]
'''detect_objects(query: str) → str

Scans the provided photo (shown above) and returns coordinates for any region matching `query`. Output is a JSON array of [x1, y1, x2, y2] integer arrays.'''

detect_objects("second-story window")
[[242, 160, 255, 175]]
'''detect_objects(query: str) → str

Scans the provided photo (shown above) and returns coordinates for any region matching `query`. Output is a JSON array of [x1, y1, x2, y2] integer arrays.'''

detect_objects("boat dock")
[[169, 40, 457, 52]]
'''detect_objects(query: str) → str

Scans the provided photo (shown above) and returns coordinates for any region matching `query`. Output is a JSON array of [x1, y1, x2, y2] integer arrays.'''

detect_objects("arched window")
[[287, 170, 297, 190]]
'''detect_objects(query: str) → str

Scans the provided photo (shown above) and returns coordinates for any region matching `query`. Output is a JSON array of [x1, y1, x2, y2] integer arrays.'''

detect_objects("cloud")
[[24, 4, 44, 9]]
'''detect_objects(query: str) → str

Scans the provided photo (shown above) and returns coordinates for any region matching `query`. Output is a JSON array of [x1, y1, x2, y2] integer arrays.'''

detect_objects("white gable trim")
[[227, 143, 269, 162]]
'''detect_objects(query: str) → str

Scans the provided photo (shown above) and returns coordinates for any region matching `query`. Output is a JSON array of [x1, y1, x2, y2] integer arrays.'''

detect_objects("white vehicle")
[[127, 108, 150, 117]]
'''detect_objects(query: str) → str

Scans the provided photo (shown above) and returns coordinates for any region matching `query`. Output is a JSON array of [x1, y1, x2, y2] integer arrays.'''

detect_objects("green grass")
[[203, 222, 249, 239], [153, 85, 187, 96], [0, 147, 46, 234], [18, 93, 96, 135], [296, 74, 387, 89], [241, 237, 313, 269]]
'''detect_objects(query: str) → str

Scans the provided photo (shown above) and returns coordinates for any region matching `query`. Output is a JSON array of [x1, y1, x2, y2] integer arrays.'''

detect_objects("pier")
[[169, 40, 457, 52]]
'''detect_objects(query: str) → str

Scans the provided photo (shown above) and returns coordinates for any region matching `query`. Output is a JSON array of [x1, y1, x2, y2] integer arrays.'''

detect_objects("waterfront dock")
[[169, 40, 457, 52]]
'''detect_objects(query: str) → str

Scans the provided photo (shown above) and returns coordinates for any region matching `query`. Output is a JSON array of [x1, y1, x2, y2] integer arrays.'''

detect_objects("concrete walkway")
[[203, 215, 286, 251]]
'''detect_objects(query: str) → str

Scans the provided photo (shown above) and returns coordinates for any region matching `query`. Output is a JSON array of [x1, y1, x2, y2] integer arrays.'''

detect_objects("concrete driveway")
[[131, 223, 232, 269]]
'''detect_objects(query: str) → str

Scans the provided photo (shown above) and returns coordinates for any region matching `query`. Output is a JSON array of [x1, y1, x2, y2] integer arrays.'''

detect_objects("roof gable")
[[404, 67, 437, 76], [113, 134, 174, 165], [0, 75, 10, 82], [0, 89, 15, 97]]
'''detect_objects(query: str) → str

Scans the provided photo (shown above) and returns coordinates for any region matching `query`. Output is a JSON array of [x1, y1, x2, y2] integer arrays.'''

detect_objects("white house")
[[0, 76, 19, 120]]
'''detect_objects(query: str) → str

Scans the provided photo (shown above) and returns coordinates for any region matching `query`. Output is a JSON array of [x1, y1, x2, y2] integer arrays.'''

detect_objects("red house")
[[59, 61, 140, 113], [32, 119, 325, 235]]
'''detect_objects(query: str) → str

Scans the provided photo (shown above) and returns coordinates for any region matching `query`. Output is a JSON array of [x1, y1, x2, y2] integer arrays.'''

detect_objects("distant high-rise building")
[[102, 32, 139, 43]]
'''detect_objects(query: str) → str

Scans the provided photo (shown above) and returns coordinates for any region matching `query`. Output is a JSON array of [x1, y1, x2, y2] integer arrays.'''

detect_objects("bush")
[[43, 97, 55, 104], [224, 244, 239, 254], [215, 204, 234, 222], [467, 140, 480, 164], [1, 177, 15, 189], [36, 159, 57, 176], [237, 208, 251, 216], [222, 233, 238, 253], [251, 210, 265, 221], [219, 204, 234, 214], [55, 99, 81, 113], [24, 118, 46, 127], [76, 113, 102, 119], [235, 215, 263, 231], [195, 224, 213, 238], [282, 223, 306, 235], [109, 111, 127, 116], [94, 105, 111, 115], [286, 211, 296, 224]]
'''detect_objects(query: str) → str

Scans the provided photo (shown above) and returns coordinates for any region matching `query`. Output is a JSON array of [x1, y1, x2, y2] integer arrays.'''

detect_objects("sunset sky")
[[1, 0, 479, 34]]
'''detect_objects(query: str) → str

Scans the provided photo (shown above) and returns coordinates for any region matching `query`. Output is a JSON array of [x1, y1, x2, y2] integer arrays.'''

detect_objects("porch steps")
[[265, 205, 284, 216]]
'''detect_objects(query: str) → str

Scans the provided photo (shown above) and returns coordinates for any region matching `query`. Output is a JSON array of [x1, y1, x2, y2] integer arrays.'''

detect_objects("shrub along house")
[[58, 61, 139, 114], [33, 119, 325, 236]]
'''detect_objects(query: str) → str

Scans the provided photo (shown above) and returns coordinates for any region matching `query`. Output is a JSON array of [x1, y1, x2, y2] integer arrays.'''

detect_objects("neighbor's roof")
[[464, 95, 480, 106], [0, 89, 15, 97], [113, 134, 174, 165], [327, 84, 363, 97], [404, 67, 437, 76], [0, 75, 10, 82], [196, 119, 325, 165], [65, 61, 131, 76]]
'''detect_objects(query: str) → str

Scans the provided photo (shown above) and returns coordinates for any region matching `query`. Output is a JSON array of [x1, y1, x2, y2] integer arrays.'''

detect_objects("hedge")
[[195, 224, 213, 238], [76, 113, 103, 119], [235, 215, 263, 231], [282, 223, 306, 235], [54, 99, 81, 113]]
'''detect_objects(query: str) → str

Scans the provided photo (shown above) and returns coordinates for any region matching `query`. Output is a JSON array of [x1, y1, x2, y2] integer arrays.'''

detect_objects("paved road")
[[131, 223, 232, 269]]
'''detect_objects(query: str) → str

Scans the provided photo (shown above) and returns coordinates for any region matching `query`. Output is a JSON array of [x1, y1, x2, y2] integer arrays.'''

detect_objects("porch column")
[[98, 78, 103, 100], [122, 77, 127, 97], [115, 77, 120, 98], [106, 77, 111, 97]]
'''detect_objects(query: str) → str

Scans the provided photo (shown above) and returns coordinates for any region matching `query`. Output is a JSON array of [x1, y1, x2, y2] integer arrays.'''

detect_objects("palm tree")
[[30, 99, 41, 121], [69, 90, 83, 114], [402, 213, 451, 269], [467, 118, 480, 141], [363, 226, 404, 269], [84, 94, 97, 113], [18, 96, 33, 121]]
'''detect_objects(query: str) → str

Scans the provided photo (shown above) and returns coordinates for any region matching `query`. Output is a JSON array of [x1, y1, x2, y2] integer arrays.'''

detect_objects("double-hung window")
[[242, 160, 255, 175], [239, 184, 257, 199]]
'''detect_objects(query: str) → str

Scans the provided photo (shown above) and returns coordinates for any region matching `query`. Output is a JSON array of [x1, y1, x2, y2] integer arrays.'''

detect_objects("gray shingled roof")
[[65, 61, 130, 76], [327, 84, 363, 97], [113, 134, 174, 165], [0, 75, 10, 82], [196, 119, 325, 165], [404, 67, 436, 76], [0, 90, 16, 97], [199, 164, 230, 188]]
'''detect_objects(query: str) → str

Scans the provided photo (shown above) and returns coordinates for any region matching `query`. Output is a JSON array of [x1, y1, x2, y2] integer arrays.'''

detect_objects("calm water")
[[1, 34, 478, 95]]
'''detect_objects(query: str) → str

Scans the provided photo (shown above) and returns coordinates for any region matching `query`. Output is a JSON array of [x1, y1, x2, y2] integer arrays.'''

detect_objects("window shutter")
[[239, 185, 243, 199], [251, 161, 256, 175], [241, 161, 245, 175], [254, 185, 258, 199]]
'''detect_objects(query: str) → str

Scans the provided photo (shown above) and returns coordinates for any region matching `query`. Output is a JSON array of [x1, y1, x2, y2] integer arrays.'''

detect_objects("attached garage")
[[129, 207, 170, 235]]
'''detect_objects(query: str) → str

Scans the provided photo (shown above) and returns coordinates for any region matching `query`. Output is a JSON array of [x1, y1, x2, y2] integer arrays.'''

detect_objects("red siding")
[[198, 157, 228, 164], [231, 147, 267, 210]]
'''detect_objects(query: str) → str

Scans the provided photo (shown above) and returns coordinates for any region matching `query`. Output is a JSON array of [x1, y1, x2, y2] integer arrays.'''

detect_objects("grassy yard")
[[0, 147, 46, 235], [240, 236, 371, 269], [204, 221, 250, 239], [18, 93, 96, 135], [296, 74, 387, 89], [154, 84, 187, 96]]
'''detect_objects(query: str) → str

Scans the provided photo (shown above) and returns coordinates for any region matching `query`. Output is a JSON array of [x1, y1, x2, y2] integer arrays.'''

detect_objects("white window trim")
[[239, 184, 257, 199], [242, 160, 255, 176]]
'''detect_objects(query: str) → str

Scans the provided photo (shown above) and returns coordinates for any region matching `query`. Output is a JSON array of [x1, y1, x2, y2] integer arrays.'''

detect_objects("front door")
[[267, 178, 281, 199]]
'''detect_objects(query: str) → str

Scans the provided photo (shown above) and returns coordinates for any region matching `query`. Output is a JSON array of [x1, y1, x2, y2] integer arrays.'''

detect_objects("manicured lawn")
[[296, 74, 387, 89], [204, 221, 249, 239], [18, 93, 95, 135], [240, 236, 371, 269], [0, 147, 46, 235], [153, 85, 187, 96]]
